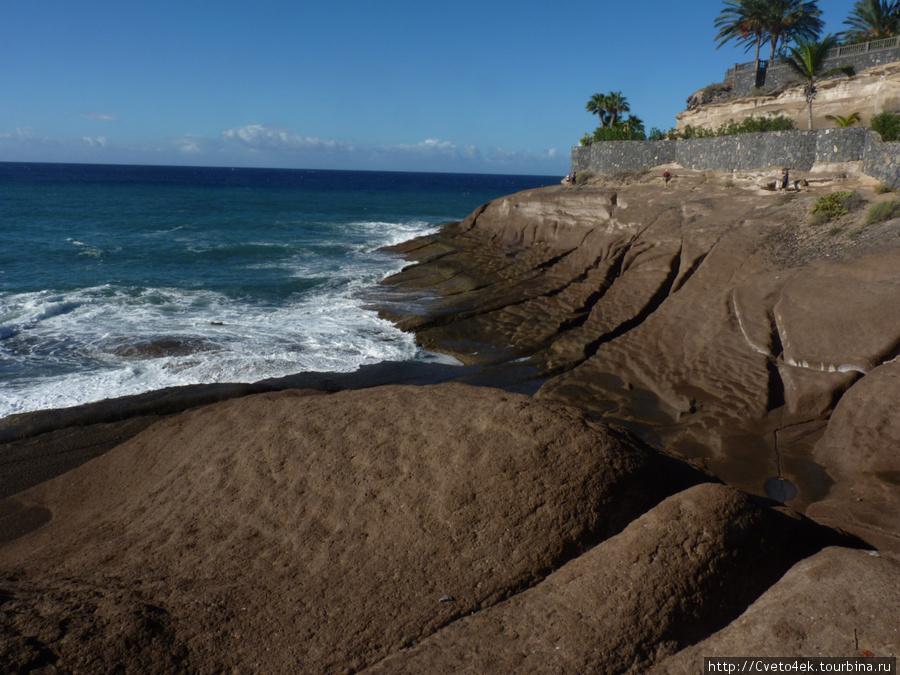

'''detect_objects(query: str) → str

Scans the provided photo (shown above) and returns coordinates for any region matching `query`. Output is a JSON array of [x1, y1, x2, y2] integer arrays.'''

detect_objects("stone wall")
[[571, 128, 900, 187], [815, 127, 870, 163], [862, 135, 900, 186], [761, 47, 900, 93], [574, 140, 675, 174], [674, 132, 817, 171], [726, 37, 900, 96]]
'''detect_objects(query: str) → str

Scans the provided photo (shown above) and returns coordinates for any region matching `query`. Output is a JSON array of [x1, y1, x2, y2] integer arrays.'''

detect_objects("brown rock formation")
[[0, 384, 706, 672], [2, 170, 899, 670], [655, 547, 900, 670], [364, 483, 844, 674], [378, 170, 900, 552]]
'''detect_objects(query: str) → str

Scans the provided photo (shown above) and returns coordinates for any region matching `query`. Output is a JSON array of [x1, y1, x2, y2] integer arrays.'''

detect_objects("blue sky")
[[2, 0, 855, 175]]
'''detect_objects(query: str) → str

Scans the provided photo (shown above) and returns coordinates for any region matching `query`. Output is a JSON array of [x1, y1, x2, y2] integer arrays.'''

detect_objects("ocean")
[[0, 162, 558, 418]]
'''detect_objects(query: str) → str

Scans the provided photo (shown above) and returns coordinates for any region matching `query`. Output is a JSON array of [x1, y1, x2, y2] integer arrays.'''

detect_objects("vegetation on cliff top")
[[579, 1, 900, 144], [783, 34, 856, 129], [714, 0, 824, 64], [841, 0, 900, 42], [582, 92, 646, 145]]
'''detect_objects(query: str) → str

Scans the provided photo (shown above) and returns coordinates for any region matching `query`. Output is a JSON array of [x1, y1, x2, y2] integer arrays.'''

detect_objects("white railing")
[[731, 35, 900, 72]]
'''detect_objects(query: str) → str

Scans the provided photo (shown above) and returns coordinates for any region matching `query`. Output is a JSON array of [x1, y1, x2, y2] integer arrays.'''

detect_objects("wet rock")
[[378, 174, 900, 546], [108, 336, 217, 359]]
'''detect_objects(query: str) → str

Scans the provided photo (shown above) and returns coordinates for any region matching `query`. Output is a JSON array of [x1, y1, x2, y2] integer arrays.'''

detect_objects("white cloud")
[[0, 120, 568, 174], [1, 127, 35, 140], [168, 134, 219, 154], [221, 124, 349, 153], [391, 138, 482, 161], [79, 111, 120, 122]]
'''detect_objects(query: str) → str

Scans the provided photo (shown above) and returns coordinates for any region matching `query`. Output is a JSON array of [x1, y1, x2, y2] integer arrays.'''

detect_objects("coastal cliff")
[[2, 169, 899, 671], [380, 168, 900, 552], [678, 61, 900, 132]]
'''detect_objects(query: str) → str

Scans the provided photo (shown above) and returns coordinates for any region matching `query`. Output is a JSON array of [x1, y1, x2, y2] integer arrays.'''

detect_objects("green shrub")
[[870, 111, 900, 142], [717, 115, 795, 135], [648, 127, 666, 141], [677, 125, 716, 139], [866, 199, 900, 224], [809, 190, 863, 225], [669, 115, 794, 140], [809, 211, 831, 227], [590, 126, 647, 142], [827, 226, 842, 236], [874, 182, 893, 194], [703, 82, 732, 96], [846, 227, 862, 240], [573, 170, 594, 185]]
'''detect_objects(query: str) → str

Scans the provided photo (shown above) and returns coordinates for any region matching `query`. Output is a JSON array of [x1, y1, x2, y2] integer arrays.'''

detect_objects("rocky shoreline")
[[377, 167, 900, 552], [1, 168, 899, 671]]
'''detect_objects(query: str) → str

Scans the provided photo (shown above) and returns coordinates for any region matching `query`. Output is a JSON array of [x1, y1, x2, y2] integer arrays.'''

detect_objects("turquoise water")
[[0, 162, 557, 416]]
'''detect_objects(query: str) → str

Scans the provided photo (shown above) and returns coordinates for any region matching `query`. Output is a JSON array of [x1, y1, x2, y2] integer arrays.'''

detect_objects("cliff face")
[[380, 168, 900, 552], [678, 61, 900, 131]]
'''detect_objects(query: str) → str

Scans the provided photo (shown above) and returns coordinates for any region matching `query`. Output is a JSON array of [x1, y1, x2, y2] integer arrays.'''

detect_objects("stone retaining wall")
[[571, 128, 900, 187], [726, 37, 900, 96], [575, 140, 675, 174], [862, 135, 900, 186], [761, 47, 900, 93]]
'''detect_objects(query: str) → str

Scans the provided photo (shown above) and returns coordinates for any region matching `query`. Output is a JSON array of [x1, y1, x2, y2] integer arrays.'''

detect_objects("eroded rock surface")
[[677, 61, 900, 131], [363, 483, 846, 674], [655, 547, 900, 671], [378, 170, 900, 551], [0, 384, 706, 673]]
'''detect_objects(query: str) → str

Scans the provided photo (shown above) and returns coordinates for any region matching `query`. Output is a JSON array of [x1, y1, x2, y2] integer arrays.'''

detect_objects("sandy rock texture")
[[0, 384, 708, 673], [677, 61, 900, 131], [655, 547, 900, 671], [2, 385, 874, 672], [363, 483, 846, 674], [378, 170, 900, 552]]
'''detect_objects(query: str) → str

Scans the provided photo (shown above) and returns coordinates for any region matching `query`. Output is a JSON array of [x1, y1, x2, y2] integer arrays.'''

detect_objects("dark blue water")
[[0, 162, 557, 416]]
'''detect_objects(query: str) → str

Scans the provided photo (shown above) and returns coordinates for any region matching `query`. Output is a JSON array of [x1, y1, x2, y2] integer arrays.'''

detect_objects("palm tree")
[[586, 93, 609, 128], [842, 0, 900, 40], [824, 112, 862, 127], [715, 0, 769, 67], [783, 35, 855, 129], [763, 0, 824, 61], [622, 115, 645, 135], [605, 92, 630, 127]]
